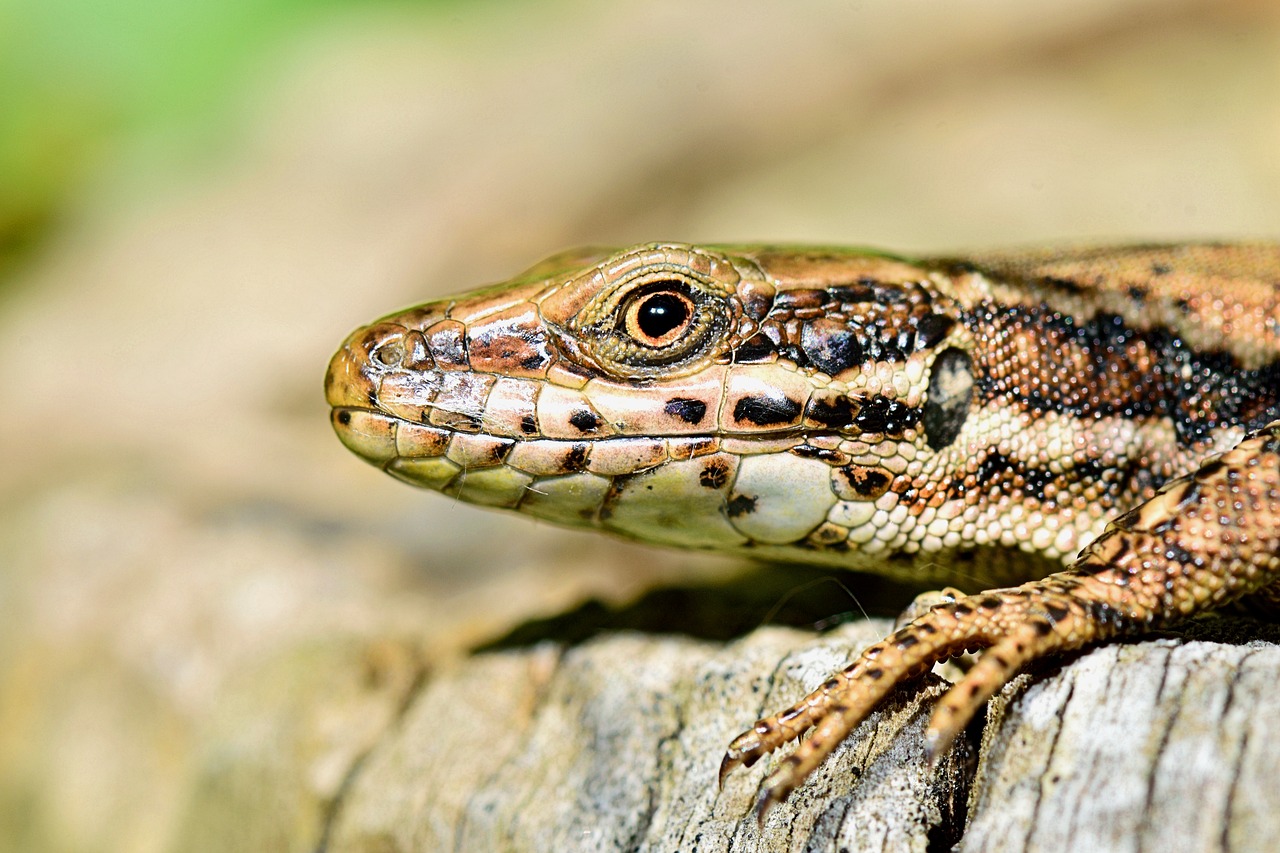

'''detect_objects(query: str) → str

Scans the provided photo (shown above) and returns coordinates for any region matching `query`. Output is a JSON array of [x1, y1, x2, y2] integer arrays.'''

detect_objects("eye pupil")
[[636, 292, 690, 339]]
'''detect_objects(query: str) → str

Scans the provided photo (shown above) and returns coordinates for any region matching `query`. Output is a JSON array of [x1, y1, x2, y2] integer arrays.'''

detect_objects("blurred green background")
[[0, 0, 430, 276], [1, 1, 1278, 850]]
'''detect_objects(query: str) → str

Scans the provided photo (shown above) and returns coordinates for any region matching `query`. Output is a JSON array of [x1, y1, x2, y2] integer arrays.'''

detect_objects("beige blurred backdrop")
[[1, 1, 1278, 850]]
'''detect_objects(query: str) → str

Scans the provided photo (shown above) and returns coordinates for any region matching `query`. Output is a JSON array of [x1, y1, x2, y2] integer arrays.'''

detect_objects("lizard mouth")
[[329, 403, 814, 493], [325, 317, 836, 497], [327, 400, 849, 553]]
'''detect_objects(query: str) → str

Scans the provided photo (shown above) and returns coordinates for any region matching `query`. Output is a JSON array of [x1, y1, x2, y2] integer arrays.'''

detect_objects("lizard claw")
[[719, 577, 1114, 821]]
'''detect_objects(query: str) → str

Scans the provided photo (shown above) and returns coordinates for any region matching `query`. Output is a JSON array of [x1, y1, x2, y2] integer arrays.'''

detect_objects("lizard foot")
[[722, 420, 1280, 823], [720, 575, 1105, 822]]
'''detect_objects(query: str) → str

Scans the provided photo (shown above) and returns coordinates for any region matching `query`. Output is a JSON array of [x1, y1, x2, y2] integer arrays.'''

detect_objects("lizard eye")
[[590, 274, 729, 374], [621, 284, 695, 346], [563, 245, 744, 379]]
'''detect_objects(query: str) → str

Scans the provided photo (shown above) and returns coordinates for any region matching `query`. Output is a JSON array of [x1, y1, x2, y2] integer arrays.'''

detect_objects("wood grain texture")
[[309, 619, 1280, 853]]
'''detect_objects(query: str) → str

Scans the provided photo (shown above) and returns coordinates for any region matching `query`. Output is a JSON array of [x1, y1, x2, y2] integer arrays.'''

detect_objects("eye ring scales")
[[562, 245, 748, 380]]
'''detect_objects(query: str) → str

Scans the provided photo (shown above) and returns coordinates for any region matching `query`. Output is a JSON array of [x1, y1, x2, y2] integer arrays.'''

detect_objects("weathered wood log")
[[137, 571, 1280, 853]]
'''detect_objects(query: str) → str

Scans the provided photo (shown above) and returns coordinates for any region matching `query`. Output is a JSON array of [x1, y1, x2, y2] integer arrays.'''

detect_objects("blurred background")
[[1, 0, 1278, 850]]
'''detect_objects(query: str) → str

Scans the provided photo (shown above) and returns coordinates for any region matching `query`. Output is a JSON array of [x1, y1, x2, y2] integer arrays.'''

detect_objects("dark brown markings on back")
[[699, 459, 730, 489], [733, 394, 803, 426], [520, 414, 538, 434], [726, 493, 758, 517], [966, 303, 1280, 446], [664, 397, 708, 424], [948, 449, 1163, 511], [569, 409, 602, 433]]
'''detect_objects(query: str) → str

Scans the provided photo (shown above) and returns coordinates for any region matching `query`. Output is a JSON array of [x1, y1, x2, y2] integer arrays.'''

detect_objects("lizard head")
[[326, 243, 977, 564]]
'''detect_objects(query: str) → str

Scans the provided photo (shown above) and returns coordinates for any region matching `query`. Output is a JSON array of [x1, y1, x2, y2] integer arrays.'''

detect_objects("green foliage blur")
[[0, 0, 467, 278]]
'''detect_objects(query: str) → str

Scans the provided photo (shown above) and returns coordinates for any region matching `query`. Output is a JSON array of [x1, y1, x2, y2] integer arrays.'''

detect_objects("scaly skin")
[[325, 242, 1280, 821]]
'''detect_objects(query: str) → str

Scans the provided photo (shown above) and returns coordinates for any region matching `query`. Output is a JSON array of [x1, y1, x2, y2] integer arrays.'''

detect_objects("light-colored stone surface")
[[2, 2, 1279, 851]]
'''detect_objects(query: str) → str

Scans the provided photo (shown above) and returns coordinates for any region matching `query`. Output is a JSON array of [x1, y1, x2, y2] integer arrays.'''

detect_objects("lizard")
[[324, 241, 1280, 820]]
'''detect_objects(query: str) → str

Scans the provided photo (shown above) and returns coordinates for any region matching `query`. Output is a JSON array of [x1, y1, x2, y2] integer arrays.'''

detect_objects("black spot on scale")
[[923, 347, 974, 451], [569, 409, 602, 433], [563, 444, 589, 471], [699, 460, 730, 489], [870, 282, 909, 304], [800, 318, 863, 375], [852, 396, 920, 436], [975, 450, 1013, 482], [826, 283, 875, 304], [1019, 467, 1055, 501], [664, 397, 707, 424], [520, 414, 538, 435], [790, 445, 846, 464], [778, 344, 807, 367], [731, 335, 776, 363], [806, 396, 858, 429], [733, 394, 802, 426], [856, 469, 891, 496], [1163, 542, 1198, 568], [915, 314, 955, 350], [725, 494, 757, 517], [838, 466, 891, 498]]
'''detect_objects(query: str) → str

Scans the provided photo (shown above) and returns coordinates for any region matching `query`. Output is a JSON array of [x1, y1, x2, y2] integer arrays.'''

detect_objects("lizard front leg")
[[721, 420, 1280, 821]]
